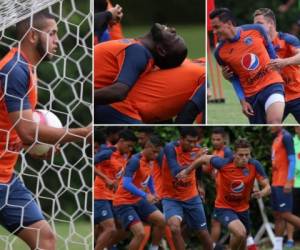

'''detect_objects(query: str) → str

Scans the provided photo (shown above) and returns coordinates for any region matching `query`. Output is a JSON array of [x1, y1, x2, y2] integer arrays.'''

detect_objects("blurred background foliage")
[[215, 0, 300, 38]]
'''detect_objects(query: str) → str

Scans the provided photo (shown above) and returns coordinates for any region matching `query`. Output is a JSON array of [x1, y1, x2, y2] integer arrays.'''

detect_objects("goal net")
[[0, 0, 92, 249]]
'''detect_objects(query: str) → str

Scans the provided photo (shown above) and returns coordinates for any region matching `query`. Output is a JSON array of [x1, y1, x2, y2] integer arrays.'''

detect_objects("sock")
[[149, 244, 159, 250], [247, 236, 258, 250], [273, 237, 283, 250]]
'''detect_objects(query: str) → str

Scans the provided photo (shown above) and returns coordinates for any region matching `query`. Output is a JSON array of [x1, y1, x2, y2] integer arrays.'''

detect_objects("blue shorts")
[[162, 196, 207, 230], [214, 208, 250, 233], [246, 83, 284, 124], [271, 186, 293, 212], [114, 199, 158, 229], [94, 200, 114, 224], [94, 105, 142, 124], [0, 175, 44, 233], [283, 97, 300, 123]]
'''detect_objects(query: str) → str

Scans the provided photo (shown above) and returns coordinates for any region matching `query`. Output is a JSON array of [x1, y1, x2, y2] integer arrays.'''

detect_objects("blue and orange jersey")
[[273, 32, 300, 102], [0, 48, 37, 183], [272, 128, 295, 186], [94, 39, 154, 89], [161, 141, 202, 201], [113, 152, 154, 206], [111, 59, 205, 122], [211, 156, 267, 212], [152, 149, 164, 198], [215, 24, 283, 97], [94, 146, 128, 200]]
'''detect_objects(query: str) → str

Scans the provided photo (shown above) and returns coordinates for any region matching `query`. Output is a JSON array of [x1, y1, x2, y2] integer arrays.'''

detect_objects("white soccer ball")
[[25, 109, 63, 156]]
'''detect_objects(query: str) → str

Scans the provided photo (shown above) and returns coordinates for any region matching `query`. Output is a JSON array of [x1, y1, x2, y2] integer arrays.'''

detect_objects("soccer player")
[[94, 23, 187, 107], [94, 129, 137, 250], [113, 136, 165, 250], [210, 8, 285, 124], [177, 138, 271, 250], [209, 127, 233, 248], [285, 126, 300, 248], [161, 127, 213, 250], [252, 8, 300, 123], [0, 10, 91, 250], [96, 59, 205, 124], [270, 126, 300, 250]]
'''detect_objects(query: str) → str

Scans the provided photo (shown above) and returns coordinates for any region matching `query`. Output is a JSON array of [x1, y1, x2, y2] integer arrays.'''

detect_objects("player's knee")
[[133, 229, 146, 241], [267, 117, 282, 124], [168, 222, 181, 235], [41, 229, 56, 249], [235, 228, 247, 241], [104, 225, 117, 238]]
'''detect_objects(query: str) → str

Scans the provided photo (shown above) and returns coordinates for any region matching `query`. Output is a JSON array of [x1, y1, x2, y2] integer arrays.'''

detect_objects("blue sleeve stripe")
[[287, 155, 296, 180], [279, 32, 300, 48], [224, 147, 233, 158], [230, 75, 245, 100], [123, 176, 146, 198], [282, 130, 296, 155], [164, 142, 182, 176], [214, 42, 226, 66], [241, 24, 277, 59], [94, 149, 114, 163], [124, 154, 141, 177], [250, 159, 267, 178], [191, 83, 205, 111], [210, 156, 231, 169]]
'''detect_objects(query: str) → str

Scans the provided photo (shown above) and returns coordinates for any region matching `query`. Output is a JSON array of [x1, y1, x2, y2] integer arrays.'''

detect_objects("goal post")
[[0, 0, 92, 249]]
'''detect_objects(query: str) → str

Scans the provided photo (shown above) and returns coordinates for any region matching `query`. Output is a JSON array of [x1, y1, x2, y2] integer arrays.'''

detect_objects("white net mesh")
[[0, 0, 92, 249]]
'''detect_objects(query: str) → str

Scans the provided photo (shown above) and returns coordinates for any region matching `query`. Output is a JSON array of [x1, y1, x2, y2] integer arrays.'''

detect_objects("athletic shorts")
[[114, 199, 158, 229], [246, 83, 284, 124], [213, 208, 250, 233], [0, 175, 44, 233], [94, 200, 114, 224], [162, 195, 207, 230], [271, 186, 293, 212]]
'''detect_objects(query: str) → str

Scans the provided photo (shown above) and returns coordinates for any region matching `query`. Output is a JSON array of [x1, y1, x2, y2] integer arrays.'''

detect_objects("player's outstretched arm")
[[252, 178, 271, 199], [94, 82, 129, 105], [9, 109, 91, 145]]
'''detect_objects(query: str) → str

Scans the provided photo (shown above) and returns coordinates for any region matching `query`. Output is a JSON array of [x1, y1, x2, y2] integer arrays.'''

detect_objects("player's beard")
[[36, 37, 52, 61]]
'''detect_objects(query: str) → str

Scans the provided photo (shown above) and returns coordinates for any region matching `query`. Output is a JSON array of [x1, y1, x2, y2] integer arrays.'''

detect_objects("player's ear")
[[27, 29, 39, 44], [156, 44, 167, 57]]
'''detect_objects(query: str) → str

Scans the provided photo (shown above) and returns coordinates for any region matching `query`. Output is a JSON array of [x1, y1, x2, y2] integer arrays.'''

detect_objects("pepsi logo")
[[231, 180, 245, 193], [241, 53, 259, 71]]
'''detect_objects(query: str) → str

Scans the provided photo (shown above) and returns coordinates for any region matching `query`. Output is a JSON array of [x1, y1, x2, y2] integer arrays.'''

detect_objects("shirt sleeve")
[[164, 143, 182, 177], [250, 159, 268, 181], [210, 156, 230, 169], [94, 149, 113, 164], [2, 62, 31, 112], [223, 147, 233, 158], [282, 132, 296, 180], [116, 44, 152, 88], [230, 75, 245, 100], [190, 83, 205, 112]]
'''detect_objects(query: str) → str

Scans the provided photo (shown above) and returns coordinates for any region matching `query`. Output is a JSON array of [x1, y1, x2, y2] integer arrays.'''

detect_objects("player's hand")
[[240, 100, 254, 117], [284, 181, 293, 193], [176, 169, 189, 179], [251, 190, 262, 199], [222, 66, 234, 80], [105, 178, 118, 191], [146, 193, 157, 204], [108, 4, 123, 24], [268, 58, 288, 70]]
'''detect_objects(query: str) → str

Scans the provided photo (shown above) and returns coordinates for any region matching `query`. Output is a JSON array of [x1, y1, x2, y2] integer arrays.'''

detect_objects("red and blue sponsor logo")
[[241, 53, 259, 71], [231, 180, 245, 193]]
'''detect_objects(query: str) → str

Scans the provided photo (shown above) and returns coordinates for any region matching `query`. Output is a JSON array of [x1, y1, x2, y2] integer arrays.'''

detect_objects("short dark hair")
[[209, 7, 237, 26], [179, 127, 198, 138], [94, 0, 108, 12], [253, 8, 276, 26], [234, 138, 251, 151], [212, 127, 226, 137], [16, 9, 56, 40], [137, 127, 154, 135], [106, 127, 123, 136], [146, 135, 164, 148], [94, 128, 106, 145], [119, 129, 138, 142]]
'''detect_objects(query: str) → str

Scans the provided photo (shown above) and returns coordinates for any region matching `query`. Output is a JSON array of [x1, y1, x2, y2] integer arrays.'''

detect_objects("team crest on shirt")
[[241, 53, 259, 71], [244, 36, 253, 45], [242, 168, 249, 176], [231, 180, 245, 193]]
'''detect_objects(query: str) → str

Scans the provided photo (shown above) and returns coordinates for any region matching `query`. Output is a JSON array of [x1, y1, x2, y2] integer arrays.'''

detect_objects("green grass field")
[[207, 52, 297, 124], [123, 25, 205, 59], [0, 220, 92, 250]]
